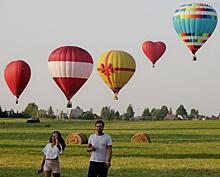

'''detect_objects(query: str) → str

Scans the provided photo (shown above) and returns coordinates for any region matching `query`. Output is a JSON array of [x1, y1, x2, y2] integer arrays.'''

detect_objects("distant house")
[[69, 106, 83, 118], [177, 115, 190, 120], [206, 115, 216, 120], [93, 114, 103, 120], [131, 116, 143, 120], [164, 114, 177, 120], [215, 115, 220, 120], [210, 115, 217, 120]]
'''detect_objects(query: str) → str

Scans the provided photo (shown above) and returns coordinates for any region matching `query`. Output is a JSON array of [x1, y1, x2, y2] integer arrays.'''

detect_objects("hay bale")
[[131, 133, 150, 144], [66, 133, 88, 145]]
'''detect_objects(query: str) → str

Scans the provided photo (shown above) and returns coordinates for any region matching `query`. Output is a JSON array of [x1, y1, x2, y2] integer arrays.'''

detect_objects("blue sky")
[[0, 0, 219, 116]]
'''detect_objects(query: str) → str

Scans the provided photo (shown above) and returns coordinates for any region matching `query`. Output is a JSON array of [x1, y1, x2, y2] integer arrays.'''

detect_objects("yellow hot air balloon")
[[97, 50, 136, 100]]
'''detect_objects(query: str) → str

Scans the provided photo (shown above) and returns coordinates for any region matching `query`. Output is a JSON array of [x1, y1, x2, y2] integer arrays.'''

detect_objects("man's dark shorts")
[[88, 161, 108, 177]]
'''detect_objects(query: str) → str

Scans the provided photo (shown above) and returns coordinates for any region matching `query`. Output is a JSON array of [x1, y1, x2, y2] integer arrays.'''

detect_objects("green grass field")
[[1, 119, 220, 177]]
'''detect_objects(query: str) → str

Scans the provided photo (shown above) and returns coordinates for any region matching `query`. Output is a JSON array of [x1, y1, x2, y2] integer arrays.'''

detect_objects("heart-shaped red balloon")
[[142, 41, 166, 67]]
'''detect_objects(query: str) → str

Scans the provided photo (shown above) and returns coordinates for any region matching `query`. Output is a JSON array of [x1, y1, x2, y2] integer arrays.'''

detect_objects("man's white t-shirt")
[[88, 134, 112, 162], [43, 143, 63, 159]]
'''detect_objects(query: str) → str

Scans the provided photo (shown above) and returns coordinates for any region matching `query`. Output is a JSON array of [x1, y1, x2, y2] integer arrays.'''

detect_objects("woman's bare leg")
[[53, 173, 60, 177], [44, 171, 51, 177]]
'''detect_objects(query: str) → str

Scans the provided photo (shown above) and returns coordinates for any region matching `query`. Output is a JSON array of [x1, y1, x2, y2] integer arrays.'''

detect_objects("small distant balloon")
[[97, 50, 136, 100], [173, 3, 218, 61], [48, 46, 93, 108], [4, 60, 31, 104], [142, 41, 166, 67]]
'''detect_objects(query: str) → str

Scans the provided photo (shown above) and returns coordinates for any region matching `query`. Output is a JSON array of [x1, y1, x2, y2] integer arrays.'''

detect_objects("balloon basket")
[[113, 95, 118, 100], [67, 102, 72, 108], [192, 55, 197, 61]]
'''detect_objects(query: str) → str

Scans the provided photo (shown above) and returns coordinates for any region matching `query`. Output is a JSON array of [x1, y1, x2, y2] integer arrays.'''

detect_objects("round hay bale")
[[66, 133, 88, 145], [131, 133, 150, 144]]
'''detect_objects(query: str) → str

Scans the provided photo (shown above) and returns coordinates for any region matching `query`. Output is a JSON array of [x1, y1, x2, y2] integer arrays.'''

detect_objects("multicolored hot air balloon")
[[48, 46, 93, 108], [142, 41, 166, 67], [97, 50, 136, 100], [4, 60, 31, 104], [173, 3, 218, 61]]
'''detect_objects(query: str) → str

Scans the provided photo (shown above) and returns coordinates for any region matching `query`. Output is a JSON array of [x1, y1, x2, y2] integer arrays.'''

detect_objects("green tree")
[[125, 104, 134, 119], [142, 108, 151, 117], [38, 109, 47, 118], [114, 111, 120, 120], [190, 109, 199, 118], [161, 105, 169, 118], [82, 111, 95, 120], [169, 107, 173, 114], [176, 105, 187, 117], [8, 109, 15, 118], [100, 106, 111, 119], [109, 109, 116, 120], [0, 105, 2, 117], [151, 108, 156, 115], [48, 106, 55, 118], [151, 109, 164, 120], [121, 113, 128, 120], [24, 103, 38, 117]]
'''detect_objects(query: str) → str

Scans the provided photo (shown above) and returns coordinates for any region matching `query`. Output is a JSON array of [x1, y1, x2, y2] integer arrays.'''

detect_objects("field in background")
[[1, 119, 220, 177]]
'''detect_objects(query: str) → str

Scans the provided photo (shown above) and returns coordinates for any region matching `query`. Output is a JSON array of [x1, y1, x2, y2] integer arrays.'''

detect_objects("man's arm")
[[106, 145, 112, 168], [87, 143, 96, 152]]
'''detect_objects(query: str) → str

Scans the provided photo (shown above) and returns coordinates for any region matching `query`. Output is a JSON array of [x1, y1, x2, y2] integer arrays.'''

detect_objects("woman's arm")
[[38, 155, 45, 174], [55, 135, 62, 151], [41, 155, 46, 168]]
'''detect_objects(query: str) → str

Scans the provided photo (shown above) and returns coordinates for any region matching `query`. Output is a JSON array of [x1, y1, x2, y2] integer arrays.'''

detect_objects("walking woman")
[[39, 131, 66, 177]]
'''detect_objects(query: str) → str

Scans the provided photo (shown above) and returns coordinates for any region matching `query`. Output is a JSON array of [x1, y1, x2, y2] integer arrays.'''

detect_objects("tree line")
[[0, 103, 56, 119], [0, 102, 215, 120], [99, 104, 202, 120]]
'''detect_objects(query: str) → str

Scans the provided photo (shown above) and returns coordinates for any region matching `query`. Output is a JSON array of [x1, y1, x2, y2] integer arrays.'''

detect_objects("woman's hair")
[[49, 131, 66, 151]]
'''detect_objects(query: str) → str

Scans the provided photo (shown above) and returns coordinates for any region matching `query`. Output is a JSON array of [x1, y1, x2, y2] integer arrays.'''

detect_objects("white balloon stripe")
[[174, 11, 217, 16], [176, 6, 214, 10], [180, 36, 209, 40], [184, 43, 203, 46], [48, 61, 93, 78]]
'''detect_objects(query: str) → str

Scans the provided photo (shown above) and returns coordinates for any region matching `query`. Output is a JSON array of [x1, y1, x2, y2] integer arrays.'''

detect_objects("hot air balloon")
[[4, 60, 31, 104], [142, 41, 166, 67], [48, 46, 93, 108], [97, 50, 136, 100], [173, 3, 217, 61]]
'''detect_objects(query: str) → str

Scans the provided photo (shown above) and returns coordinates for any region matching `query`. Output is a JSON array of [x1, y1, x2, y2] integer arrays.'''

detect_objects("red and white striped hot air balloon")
[[48, 46, 93, 108]]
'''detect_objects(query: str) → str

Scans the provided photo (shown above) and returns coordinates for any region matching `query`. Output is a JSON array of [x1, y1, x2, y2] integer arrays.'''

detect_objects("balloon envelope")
[[142, 41, 166, 67], [173, 3, 217, 60], [48, 46, 93, 107], [4, 60, 31, 103], [97, 50, 136, 100]]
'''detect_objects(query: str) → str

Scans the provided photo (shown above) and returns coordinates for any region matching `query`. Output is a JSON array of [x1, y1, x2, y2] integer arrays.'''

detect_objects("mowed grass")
[[1, 119, 220, 177]]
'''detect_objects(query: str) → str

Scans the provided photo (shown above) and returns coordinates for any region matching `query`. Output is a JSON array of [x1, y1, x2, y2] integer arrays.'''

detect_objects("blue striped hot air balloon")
[[173, 3, 218, 61]]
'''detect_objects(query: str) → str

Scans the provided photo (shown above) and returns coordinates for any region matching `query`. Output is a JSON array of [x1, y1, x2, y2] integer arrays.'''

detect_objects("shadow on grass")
[[109, 168, 220, 177], [114, 152, 220, 159], [106, 127, 220, 131], [1, 167, 220, 177], [150, 134, 220, 143]]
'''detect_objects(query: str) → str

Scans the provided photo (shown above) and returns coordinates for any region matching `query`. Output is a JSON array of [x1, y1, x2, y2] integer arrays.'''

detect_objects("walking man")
[[87, 120, 112, 177]]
